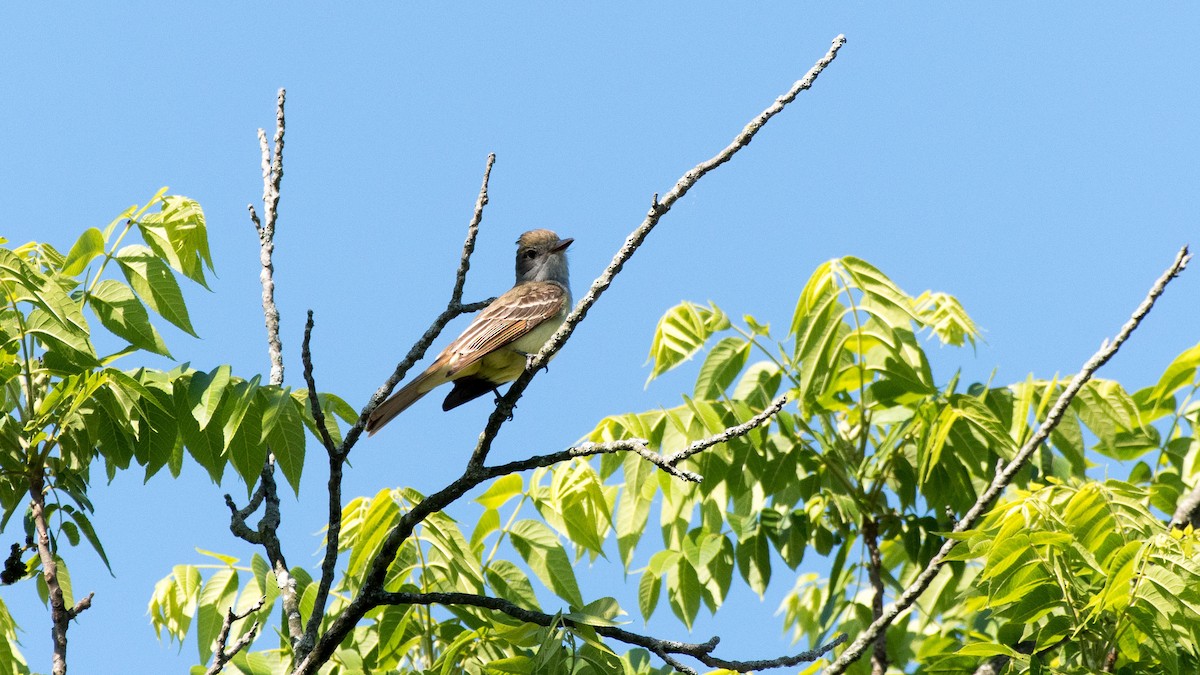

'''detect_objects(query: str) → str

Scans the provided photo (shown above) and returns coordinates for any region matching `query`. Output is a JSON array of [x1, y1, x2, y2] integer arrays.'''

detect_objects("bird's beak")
[[553, 238, 573, 253]]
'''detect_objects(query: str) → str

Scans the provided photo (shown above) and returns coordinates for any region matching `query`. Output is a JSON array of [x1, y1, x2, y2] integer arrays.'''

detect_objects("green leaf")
[[957, 643, 1019, 657], [116, 244, 197, 337], [64, 507, 111, 574], [62, 227, 106, 277], [225, 386, 267, 487], [261, 388, 305, 495], [616, 453, 655, 568], [693, 336, 751, 400], [668, 558, 701, 630], [470, 508, 501, 553], [646, 301, 729, 383], [565, 597, 626, 627], [509, 519, 584, 608], [913, 290, 980, 348], [735, 532, 771, 598], [188, 365, 231, 431], [175, 377, 225, 484], [638, 571, 661, 621], [476, 474, 524, 510], [486, 655, 534, 674], [137, 196, 213, 288], [346, 489, 399, 584], [486, 559, 541, 610], [24, 307, 98, 370], [1146, 342, 1200, 413]]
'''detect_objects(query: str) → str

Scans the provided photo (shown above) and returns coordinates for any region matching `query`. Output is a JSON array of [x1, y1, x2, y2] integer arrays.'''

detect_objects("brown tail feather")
[[366, 367, 449, 435]]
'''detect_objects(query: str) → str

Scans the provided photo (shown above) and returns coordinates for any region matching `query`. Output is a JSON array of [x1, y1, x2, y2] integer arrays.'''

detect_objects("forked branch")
[[468, 35, 847, 467], [296, 37, 848, 674]]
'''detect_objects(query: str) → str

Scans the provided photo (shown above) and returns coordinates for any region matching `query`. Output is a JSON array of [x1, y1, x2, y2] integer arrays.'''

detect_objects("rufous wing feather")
[[365, 363, 451, 435]]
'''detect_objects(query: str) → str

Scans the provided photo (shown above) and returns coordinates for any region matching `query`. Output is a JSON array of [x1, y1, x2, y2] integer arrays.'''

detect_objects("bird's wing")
[[440, 281, 567, 377]]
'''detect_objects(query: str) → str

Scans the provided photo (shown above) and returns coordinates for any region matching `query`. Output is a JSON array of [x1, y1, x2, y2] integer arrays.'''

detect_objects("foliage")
[[586, 256, 1200, 673], [144, 252, 1200, 674], [7, 200, 1198, 675], [0, 193, 347, 673]]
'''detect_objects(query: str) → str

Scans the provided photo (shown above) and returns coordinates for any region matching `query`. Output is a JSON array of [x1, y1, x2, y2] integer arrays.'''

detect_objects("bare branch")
[[451, 153, 495, 304], [229, 89, 306, 652], [491, 439, 702, 483], [299, 311, 342, 654], [341, 153, 501, 452], [823, 245, 1192, 674], [224, 460, 304, 647], [254, 88, 287, 387], [494, 396, 787, 483], [205, 596, 266, 675], [469, 35, 847, 467], [289, 154, 499, 666], [301, 312, 338, 455], [371, 590, 846, 673], [666, 395, 788, 465]]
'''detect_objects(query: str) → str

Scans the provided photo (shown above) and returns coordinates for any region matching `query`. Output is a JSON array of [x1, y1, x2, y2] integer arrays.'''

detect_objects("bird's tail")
[[366, 368, 446, 435]]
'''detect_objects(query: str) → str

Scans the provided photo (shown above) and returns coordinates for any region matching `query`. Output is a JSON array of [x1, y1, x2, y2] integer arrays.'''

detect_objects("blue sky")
[[1, 4, 1197, 673]]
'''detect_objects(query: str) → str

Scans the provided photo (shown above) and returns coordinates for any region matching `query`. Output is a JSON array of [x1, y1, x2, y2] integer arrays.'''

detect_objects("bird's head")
[[515, 229, 572, 285]]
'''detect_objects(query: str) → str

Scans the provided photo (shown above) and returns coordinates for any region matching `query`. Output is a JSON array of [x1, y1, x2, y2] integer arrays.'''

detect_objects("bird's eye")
[[523, 249, 537, 260]]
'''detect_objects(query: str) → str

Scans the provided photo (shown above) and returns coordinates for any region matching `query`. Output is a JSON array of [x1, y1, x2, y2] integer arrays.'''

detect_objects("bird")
[[366, 229, 573, 435]]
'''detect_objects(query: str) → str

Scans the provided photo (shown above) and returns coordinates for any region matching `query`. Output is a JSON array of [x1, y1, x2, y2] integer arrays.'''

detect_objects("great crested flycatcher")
[[366, 229, 573, 435]]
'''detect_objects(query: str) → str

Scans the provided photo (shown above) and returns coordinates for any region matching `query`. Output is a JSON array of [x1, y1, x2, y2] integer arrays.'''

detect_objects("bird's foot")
[[492, 389, 517, 421], [520, 351, 550, 373]]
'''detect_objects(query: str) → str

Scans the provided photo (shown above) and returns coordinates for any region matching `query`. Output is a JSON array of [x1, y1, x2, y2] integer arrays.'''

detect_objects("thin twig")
[[491, 439, 701, 482], [823, 245, 1191, 674], [340, 153, 501, 452], [451, 153, 495, 304], [369, 590, 846, 673], [666, 395, 788, 464], [468, 35, 847, 468], [205, 596, 267, 675], [290, 154, 499, 666]]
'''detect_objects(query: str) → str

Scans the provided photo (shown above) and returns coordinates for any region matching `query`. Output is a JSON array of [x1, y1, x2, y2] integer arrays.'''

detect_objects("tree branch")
[[370, 590, 847, 673], [451, 153, 495, 304], [861, 516, 887, 675], [226, 88, 306, 651], [666, 395, 788, 465], [491, 439, 702, 483], [295, 398, 808, 672], [205, 596, 266, 675], [298, 311, 341, 657], [822, 245, 1192, 674], [339, 153, 500, 452], [468, 35, 847, 468], [252, 88, 287, 387], [29, 472, 92, 675], [288, 154, 499, 666]]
